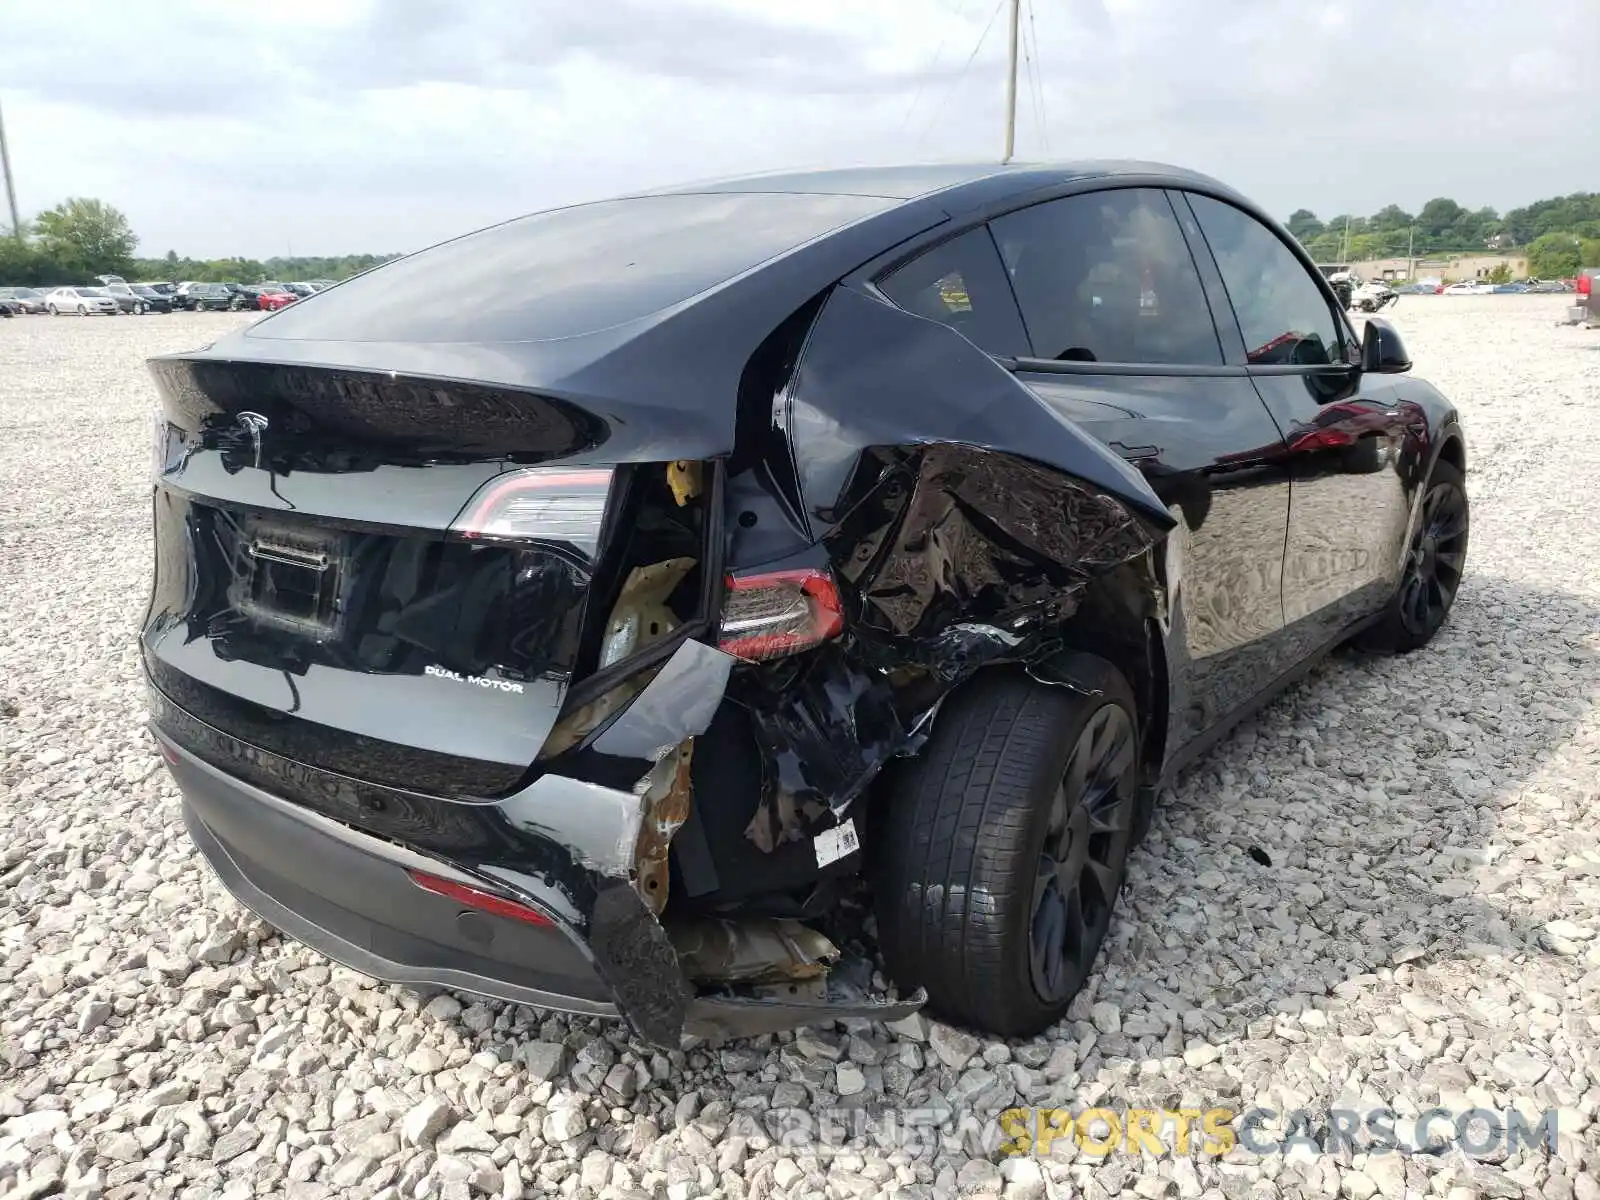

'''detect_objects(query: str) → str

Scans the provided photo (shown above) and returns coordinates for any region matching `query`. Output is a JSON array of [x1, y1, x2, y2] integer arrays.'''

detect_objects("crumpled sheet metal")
[[492, 638, 740, 1043], [740, 441, 1158, 844], [834, 443, 1156, 644], [591, 638, 736, 762], [669, 915, 839, 984]]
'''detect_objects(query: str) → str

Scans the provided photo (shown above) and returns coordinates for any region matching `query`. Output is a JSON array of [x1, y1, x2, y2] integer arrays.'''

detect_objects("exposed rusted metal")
[[668, 915, 840, 984], [632, 740, 695, 914]]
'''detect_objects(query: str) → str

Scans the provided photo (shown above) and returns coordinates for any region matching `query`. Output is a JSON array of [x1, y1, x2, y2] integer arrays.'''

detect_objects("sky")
[[2, 0, 1595, 259]]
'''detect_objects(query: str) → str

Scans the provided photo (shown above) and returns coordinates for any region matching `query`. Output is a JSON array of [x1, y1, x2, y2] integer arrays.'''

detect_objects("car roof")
[[184, 158, 1265, 444], [642, 159, 1236, 209]]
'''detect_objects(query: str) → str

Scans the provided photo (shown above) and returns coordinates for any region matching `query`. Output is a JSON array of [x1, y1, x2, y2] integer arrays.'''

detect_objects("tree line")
[[1289, 192, 1600, 278], [5, 189, 1598, 289], [0, 198, 399, 287]]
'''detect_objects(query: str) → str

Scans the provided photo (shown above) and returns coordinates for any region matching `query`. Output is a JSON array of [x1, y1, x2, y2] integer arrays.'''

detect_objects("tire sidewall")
[[1000, 663, 1139, 1028]]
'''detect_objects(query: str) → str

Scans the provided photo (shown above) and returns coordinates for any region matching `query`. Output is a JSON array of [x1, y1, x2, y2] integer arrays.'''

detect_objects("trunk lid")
[[142, 358, 706, 799]]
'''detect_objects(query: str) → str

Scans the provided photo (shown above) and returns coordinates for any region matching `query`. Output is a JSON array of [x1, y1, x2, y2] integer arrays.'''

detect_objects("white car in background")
[[44, 286, 120, 315], [1441, 280, 1495, 295]]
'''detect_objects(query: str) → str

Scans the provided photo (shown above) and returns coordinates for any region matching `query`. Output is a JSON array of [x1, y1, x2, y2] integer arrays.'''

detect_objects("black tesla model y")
[[143, 163, 1469, 1046]]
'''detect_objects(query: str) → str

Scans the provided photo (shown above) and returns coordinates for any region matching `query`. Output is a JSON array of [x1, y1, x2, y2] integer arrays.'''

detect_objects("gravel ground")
[[1, 299, 1598, 1200]]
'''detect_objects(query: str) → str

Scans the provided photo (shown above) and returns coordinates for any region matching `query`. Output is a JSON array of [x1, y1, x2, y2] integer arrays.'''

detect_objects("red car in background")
[[257, 288, 297, 311], [1579, 268, 1598, 328]]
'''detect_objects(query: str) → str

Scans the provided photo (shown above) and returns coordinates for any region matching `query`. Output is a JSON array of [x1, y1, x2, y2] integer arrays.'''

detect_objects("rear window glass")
[[877, 227, 1030, 357], [249, 192, 896, 344]]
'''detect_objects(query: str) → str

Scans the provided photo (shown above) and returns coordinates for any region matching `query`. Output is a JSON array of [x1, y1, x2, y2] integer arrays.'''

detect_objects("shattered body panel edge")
[[728, 284, 1171, 852]]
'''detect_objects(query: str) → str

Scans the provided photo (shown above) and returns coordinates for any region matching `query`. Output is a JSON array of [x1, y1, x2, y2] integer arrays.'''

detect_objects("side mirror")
[[1361, 317, 1411, 374]]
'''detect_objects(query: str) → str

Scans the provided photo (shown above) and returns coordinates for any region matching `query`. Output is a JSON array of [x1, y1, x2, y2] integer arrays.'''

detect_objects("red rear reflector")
[[407, 871, 554, 927], [717, 567, 844, 661], [1579, 275, 1592, 296]]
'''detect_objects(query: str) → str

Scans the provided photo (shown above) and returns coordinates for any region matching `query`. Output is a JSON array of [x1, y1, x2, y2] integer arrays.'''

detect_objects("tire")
[[78, 305, 88, 316], [48, 305, 58, 316], [135, 302, 146, 315], [1356, 459, 1468, 653], [876, 661, 1141, 1037]]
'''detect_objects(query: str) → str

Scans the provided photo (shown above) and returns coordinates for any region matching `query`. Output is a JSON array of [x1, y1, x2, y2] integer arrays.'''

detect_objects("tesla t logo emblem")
[[237, 412, 268, 469]]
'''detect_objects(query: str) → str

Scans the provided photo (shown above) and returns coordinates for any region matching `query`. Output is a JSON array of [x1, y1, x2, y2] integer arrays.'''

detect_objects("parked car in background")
[[144, 162, 1470, 1046], [137, 281, 180, 296], [1578, 268, 1598, 327], [0, 298, 15, 317], [174, 283, 233, 312], [282, 282, 317, 298], [1349, 278, 1399, 312], [45, 286, 119, 315], [256, 287, 298, 311], [101, 282, 157, 314], [1491, 283, 1528, 294], [1441, 280, 1494, 295], [130, 284, 175, 313], [228, 283, 284, 311], [0, 286, 48, 313], [92, 274, 127, 287]]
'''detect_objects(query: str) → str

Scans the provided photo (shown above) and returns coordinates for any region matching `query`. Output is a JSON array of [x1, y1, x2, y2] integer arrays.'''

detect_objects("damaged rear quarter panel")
[[730, 285, 1175, 846]]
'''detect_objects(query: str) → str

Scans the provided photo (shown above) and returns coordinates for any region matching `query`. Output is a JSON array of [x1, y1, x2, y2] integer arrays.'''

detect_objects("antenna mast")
[[1002, 0, 1020, 162]]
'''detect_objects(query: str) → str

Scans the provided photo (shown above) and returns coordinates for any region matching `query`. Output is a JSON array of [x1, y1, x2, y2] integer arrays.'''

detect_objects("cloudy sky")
[[3, 0, 1594, 258]]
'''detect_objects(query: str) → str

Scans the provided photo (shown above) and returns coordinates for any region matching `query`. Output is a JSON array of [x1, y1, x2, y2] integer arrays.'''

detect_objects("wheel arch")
[[1020, 557, 1170, 785], [1434, 429, 1466, 475]]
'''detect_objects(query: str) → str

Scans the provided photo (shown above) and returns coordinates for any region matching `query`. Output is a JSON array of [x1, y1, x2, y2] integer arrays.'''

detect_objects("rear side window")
[[1186, 194, 1343, 365], [990, 189, 1222, 365], [876, 227, 1030, 357]]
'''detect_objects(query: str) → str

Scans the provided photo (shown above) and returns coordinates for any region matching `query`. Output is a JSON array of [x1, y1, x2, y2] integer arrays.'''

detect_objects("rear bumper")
[[163, 732, 623, 1016], [150, 630, 927, 1045], [161, 728, 928, 1044]]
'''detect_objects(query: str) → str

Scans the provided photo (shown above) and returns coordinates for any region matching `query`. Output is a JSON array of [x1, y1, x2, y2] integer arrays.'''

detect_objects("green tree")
[[1369, 204, 1413, 232], [33, 198, 138, 276], [1485, 262, 1513, 285], [1287, 209, 1324, 241], [1504, 192, 1600, 244], [1416, 197, 1465, 245], [1582, 238, 1600, 269], [1525, 232, 1582, 279]]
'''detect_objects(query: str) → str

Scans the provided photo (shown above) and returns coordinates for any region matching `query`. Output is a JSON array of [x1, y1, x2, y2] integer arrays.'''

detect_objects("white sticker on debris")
[[813, 818, 860, 868]]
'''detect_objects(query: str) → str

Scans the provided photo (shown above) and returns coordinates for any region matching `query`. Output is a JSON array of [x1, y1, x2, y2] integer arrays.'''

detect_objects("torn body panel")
[[715, 288, 1169, 854]]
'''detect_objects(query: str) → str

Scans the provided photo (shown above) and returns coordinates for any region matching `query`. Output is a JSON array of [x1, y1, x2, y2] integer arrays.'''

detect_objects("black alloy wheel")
[[1028, 703, 1137, 1004], [1398, 474, 1468, 639], [876, 659, 1142, 1037], [1358, 458, 1469, 653]]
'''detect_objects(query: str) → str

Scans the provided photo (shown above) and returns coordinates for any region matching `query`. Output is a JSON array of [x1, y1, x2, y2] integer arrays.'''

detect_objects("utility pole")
[[1407, 225, 1415, 279], [1002, 0, 1020, 163], [0, 95, 21, 241], [1341, 215, 1351, 264]]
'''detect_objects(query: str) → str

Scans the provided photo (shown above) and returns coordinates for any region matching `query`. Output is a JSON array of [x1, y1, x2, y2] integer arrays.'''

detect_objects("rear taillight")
[[717, 568, 843, 661], [1579, 275, 1592, 296], [453, 467, 614, 554], [407, 871, 554, 927]]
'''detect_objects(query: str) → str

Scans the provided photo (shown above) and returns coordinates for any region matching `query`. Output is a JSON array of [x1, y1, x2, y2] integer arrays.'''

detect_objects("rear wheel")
[[47, 305, 58, 316], [1357, 459, 1468, 653], [78, 304, 88, 316], [876, 662, 1140, 1037]]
